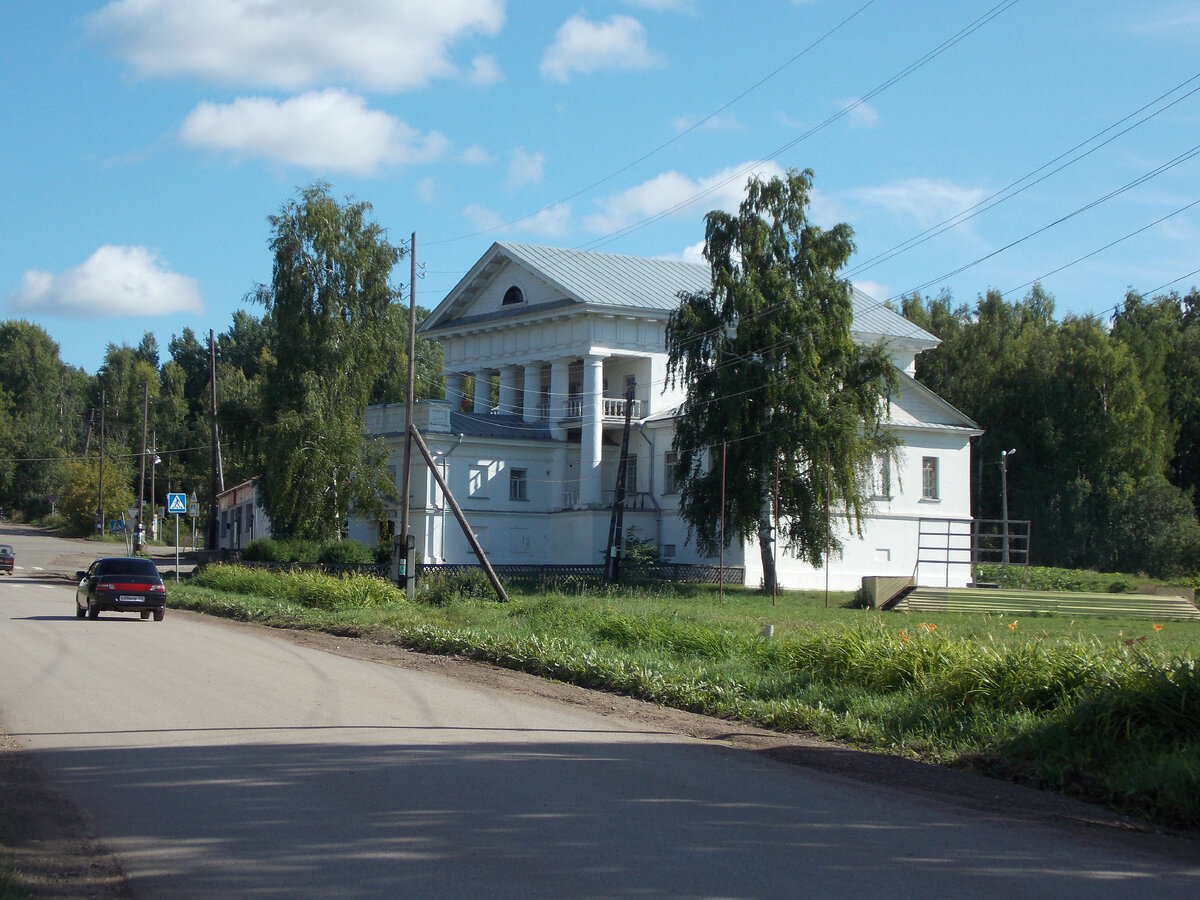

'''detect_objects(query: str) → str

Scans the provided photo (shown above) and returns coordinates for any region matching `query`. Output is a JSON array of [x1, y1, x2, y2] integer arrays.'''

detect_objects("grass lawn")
[[170, 566, 1200, 830]]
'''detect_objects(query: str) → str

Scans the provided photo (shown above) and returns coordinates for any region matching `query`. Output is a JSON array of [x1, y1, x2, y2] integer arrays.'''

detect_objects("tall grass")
[[170, 565, 1200, 828]]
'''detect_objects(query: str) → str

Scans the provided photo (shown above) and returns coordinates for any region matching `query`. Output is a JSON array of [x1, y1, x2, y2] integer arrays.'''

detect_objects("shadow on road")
[[17, 737, 1200, 898]]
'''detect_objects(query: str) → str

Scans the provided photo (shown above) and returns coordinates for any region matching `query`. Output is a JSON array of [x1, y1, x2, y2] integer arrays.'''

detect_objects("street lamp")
[[1000, 448, 1016, 565]]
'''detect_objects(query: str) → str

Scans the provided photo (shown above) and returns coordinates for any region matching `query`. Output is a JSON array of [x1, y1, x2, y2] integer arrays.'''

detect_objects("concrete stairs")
[[884, 586, 1200, 620]]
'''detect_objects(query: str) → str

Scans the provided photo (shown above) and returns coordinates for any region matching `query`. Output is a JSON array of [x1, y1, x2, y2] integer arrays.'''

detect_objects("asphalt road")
[[1, 528, 1198, 898]]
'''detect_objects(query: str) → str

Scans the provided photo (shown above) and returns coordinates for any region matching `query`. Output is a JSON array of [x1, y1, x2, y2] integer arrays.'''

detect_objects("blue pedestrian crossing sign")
[[167, 492, 187, 515]]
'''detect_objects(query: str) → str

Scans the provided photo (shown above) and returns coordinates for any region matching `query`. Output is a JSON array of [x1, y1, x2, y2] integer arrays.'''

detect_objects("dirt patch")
[[4, 609, 1199, 895]]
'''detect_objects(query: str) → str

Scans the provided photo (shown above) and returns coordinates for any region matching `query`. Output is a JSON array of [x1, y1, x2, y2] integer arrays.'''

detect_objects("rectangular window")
[[509, 468, 528, 501], [872, 456, 891, 499], [621, 455, 638, 493], [922, 456, 940, 500], [661, 544, 676, 560], [663, 450, 678, 495]]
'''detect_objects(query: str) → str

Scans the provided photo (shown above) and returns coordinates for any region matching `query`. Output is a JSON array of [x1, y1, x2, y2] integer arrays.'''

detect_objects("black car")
[[0, 544, 12, 575], [75, 557, 166, 621]]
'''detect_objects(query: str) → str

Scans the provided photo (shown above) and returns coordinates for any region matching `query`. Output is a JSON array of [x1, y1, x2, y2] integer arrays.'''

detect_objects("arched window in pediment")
[[502, 285, 524, 306]]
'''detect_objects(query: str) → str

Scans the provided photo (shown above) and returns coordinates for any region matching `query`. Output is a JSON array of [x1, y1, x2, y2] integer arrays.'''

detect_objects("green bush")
[[418, 567, 498, 605], [318, 540, 373, 565], [191, 563, 403, 609], [242, 538, 321, 563], [977, 564, 1139, 593]]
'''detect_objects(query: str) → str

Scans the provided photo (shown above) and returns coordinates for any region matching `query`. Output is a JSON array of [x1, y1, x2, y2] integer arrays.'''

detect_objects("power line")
[[891, 140, 1200, 301], [578, 0, 1022, 252], [846, 71, 1200, 278], [426, 0, 883, 248]]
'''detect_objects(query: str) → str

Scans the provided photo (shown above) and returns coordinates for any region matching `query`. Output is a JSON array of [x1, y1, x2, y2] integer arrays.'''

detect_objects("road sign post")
[[167, 492, 186, 582]]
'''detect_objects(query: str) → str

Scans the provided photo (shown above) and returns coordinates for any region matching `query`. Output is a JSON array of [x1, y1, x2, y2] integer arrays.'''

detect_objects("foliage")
[[0, 321, 85, 516], [976, 564, 1140, 593], [241, 537, 321, 563], [666, 169, 898, 594], [318, 539, 374, 565], [54, 453, 136, 536], [190, 563, 401, 609], [417, 567, 498, 605], [905, 286, 1195, 575], [253, 182, 403, 541]]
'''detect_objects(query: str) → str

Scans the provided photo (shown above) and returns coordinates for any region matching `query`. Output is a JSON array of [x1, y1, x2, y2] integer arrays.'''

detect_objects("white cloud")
[[679, 240, 707, 264], [460, 146, 494, 165], [463, 203, 571, 237], [507, 148, 545, 188], [840, 98, 879, 128], [467, 54, 502, 85], [584, 161, 787, 234], [541, 15, 660, 82], [852, 178, 989, 228], [9, 246, 202, 318], [89, 0, 504, 91], [850, 280, 890, 302], [179, 89, 449, 174]]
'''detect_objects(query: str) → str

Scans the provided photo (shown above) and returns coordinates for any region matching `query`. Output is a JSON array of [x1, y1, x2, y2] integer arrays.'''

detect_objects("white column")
[[549, 358, 570, 439], [472, 371, 492, 414], [580, 355, 605, 506], [443, 372, 465, 408], [522, 364, 542, 423], [497, 365, 519, 416]]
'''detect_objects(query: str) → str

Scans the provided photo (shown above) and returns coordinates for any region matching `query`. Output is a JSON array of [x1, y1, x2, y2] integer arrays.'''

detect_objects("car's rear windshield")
[[98, 558, 159, 577], [0, 546, 12, 554]]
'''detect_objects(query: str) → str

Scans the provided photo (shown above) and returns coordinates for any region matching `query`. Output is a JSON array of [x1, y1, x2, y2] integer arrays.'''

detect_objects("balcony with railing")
[[563, 395, 643, 421]]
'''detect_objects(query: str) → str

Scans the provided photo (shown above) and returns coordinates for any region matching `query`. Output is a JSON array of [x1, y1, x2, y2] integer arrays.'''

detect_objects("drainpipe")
[[440, 434, 465, 561], [636, 423, 663, 550]]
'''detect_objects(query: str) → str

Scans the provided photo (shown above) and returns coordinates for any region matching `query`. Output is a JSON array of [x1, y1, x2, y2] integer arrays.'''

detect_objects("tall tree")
[[0, 321, 85, 515], [253, 182, 403, 540], [666, 169, 897, 593]]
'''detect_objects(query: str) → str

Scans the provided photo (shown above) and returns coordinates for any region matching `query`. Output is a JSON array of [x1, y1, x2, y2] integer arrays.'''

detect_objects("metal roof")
[[425, 242, 937, 346]]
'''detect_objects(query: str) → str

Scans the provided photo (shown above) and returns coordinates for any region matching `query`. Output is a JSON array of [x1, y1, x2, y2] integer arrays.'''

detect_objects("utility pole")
[[1001, 448, 1016, 565], [135, 382, 148, 552], [95, 391, 105, 537], [150, 431, 157, 541], [719, 440, 726, 601], [208, 330, 219, 550], [604, 382, 636, 585], [397, 232, 417, 597]]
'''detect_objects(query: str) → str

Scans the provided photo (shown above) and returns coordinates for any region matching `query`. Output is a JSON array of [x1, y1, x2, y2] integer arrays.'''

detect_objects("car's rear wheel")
[[87, 603, 99, 619], [75, 603, 86, 619], [153, 609, 165, 622], [140, 610, 150, 620]]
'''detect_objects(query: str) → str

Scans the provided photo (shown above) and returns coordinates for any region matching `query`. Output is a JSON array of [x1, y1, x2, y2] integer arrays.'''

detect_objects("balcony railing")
[[563, 396, 642, 420]]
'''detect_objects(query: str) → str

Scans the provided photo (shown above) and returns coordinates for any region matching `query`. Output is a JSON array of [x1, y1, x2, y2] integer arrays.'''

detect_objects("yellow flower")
[[1008, 622, 1018, 630], [1152, 623, 1163, 631]]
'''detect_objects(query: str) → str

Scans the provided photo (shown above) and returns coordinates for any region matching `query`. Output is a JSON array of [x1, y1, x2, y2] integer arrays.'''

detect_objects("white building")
[[349, 242, 982, 590]]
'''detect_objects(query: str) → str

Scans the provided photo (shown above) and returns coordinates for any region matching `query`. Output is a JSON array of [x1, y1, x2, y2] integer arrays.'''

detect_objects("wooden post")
[[408, 424, 509, 602]]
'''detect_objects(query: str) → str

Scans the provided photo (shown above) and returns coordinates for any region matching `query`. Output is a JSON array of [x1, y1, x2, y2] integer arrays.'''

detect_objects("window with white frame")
[[663, 450, 678, 495], [509, 468, 528, 501], [921, 456, 940, 500]]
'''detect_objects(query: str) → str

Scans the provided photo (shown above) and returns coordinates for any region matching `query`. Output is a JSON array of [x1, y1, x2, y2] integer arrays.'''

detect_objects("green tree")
[[252, 182, 403, 540], [0, 321, 86, 516], [666, 169, 897, 593]]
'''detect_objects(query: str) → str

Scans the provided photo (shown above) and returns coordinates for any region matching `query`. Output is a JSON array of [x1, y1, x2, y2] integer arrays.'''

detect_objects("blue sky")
[[2, 0, 1198, 374]]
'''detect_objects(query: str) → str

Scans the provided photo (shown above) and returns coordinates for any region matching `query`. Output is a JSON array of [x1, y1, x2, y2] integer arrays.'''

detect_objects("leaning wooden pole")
[[408, 424, 509, 603]]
